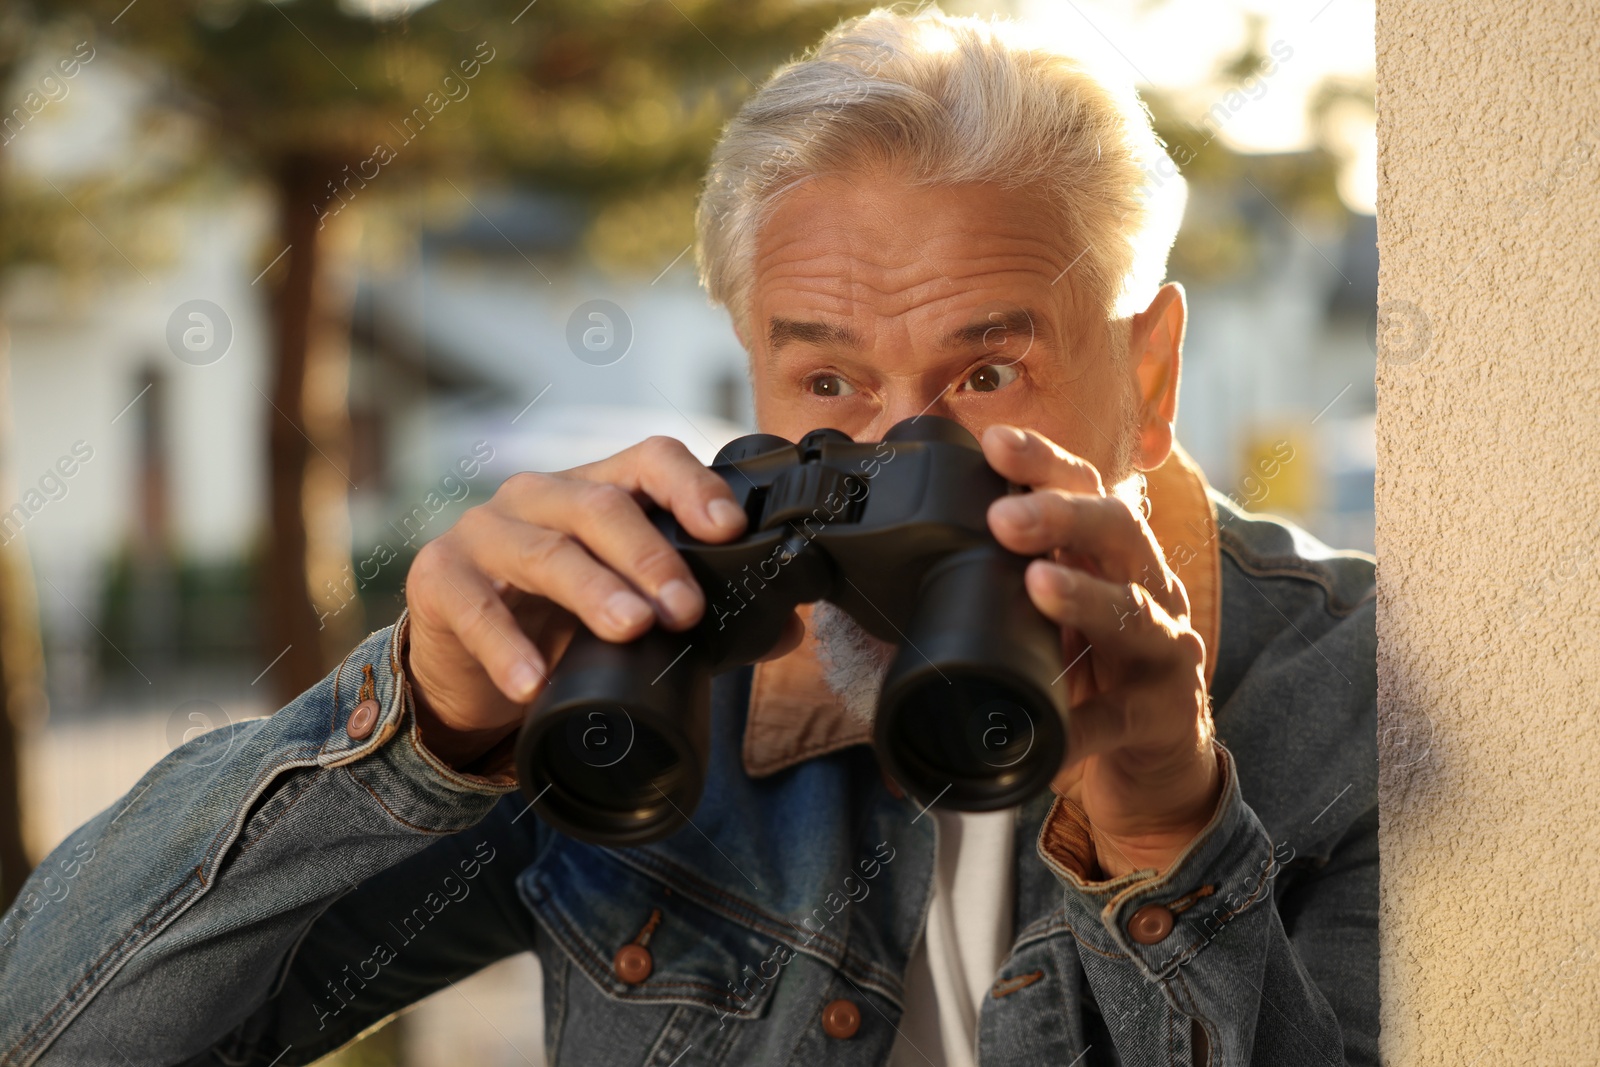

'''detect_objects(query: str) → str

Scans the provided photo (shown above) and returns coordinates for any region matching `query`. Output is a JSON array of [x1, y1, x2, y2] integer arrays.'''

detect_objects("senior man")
[[0, 8, 1375, 1066]]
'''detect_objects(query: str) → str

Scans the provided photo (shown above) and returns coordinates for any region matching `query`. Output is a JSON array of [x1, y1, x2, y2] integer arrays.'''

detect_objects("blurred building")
[[1, 44, 751, 718], [1178, 203, 1378, 553]]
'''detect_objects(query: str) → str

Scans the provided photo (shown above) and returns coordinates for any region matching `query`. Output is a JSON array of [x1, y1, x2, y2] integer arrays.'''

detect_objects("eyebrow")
[[938, 308, 1049, 350], [765, 307, 1050, 355], [767, 317, 863, 353]]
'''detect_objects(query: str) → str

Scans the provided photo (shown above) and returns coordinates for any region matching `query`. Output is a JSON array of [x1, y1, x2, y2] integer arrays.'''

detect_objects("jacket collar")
[[742, 441, 1221, 779]]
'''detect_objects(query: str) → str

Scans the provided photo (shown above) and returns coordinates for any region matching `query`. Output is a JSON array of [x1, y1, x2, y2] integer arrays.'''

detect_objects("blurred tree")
[[0, 3, 226, 907], [26, 0, 875, 714], [1141, 14, 1356, 288], [0, 2, 61, 912]]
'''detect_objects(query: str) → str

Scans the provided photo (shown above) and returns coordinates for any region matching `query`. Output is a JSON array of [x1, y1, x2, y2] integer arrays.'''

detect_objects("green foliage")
[[44, 0, 876, 189], [1143, 91, 1354, 286], [6, 0, 1372, 281], [3, 0, 876, 276], [1137, 16, 1370, 286]]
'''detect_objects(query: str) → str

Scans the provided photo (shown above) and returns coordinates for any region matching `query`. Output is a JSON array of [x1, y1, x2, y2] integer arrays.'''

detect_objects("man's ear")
[[1127, 282, 1186, 472]]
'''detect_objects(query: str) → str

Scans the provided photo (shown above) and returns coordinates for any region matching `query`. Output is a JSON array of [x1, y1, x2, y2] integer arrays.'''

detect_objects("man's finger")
[[991, 491, 1186, 617], [416, 544, 549, 704], [990, 489, 1145, 569], [1025, 560, 1199, 667], [980, 424, 1104, 494], [485, 474, 707, 629], [573, 435, 748, 543], [455, 507, 675, 642]]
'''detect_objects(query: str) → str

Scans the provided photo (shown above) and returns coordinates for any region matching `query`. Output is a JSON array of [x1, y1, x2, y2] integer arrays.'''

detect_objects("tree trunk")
[[0, 562, 29, 911], [0, 542, 44, 912], [0, 315, 47, 911], [0, 148, 47, 909], [264, 155, 361, 707]]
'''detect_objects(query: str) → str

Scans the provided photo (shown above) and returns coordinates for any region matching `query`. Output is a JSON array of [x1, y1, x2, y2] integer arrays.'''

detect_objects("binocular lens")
[[872, 545, 1068, 810], [526, 708, 694, 841], [515, 628, 711, 846], [881, 673, 1063, 808]]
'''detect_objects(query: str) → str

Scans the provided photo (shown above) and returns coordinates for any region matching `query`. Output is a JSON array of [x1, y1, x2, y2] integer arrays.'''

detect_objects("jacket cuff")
[[393, 609, 521, 785], [1036, 742, 1278, 982], [319, 612, 520, 827]]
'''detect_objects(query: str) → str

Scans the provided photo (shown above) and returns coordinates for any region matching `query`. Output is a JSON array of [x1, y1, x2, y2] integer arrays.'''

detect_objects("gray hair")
[[694, 5, 1187, 344]]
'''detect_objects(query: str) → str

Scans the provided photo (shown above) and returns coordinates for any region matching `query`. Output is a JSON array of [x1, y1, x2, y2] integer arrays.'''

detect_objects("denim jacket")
[[0, 457, 1377, 1067]]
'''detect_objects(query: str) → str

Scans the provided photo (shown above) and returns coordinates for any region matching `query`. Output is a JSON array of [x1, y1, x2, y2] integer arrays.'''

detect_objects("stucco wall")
[[1376, 2, 1600, 1061]]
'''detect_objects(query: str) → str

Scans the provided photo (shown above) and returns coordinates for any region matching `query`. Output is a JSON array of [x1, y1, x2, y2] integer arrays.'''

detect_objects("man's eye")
[[960, 363, 1020, 393], [809, 375, 856, 397]]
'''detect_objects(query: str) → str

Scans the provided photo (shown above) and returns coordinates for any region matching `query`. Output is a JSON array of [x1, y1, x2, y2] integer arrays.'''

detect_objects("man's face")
[[739, 166, 1185, 711], [742, 165, 1145, 485]]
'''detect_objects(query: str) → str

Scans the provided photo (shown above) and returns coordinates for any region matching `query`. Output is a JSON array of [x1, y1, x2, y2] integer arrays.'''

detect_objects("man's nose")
[[861, 388, 955, 441]]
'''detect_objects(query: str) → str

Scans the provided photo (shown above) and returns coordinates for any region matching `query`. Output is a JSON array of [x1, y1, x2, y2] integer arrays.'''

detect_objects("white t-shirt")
[[889, 807, 1016, 1067]]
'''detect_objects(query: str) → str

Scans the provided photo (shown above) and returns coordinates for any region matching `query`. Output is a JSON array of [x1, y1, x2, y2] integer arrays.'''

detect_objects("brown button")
[[346, 699, 380, 741], [1128, 903, 1175, 944], [821, 998, 861, 1039], [613, 943, 653, 985]]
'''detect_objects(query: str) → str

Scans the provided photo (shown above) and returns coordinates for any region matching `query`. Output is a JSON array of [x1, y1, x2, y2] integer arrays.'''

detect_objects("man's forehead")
[[746, 174, 1093, 356]]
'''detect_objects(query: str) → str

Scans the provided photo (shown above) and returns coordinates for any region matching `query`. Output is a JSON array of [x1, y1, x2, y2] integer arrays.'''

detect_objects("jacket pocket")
[[519, 836, 784, 1023]]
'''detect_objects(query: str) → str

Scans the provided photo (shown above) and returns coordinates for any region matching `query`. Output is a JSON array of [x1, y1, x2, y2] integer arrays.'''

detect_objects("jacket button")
[[613, 944, 653, 985], [346, 699, 380, 741], [821, 998, 861, 1039], [1128, 903, 1175, 944]]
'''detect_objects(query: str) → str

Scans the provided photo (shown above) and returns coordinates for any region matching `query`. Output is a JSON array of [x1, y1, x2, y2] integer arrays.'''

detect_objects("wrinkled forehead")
[[743, 171, 1099, 354]]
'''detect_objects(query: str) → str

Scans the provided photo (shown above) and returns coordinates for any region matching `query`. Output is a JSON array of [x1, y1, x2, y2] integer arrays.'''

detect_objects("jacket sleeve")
[[0, 615, 541, 1067], [1035, 493, 1380, 1067], [1039, 743, 1376, 1067]]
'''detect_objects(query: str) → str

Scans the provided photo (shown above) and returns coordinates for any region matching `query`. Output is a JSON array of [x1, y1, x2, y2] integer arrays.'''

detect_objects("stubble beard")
[[810, 600, 898, 726]]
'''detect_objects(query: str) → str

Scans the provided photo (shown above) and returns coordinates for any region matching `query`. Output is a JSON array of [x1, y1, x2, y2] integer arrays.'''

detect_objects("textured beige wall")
[[1376, 2, 1600, 1062]]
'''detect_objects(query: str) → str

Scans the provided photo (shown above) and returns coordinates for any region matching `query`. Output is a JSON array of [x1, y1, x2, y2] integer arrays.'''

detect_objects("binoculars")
[[513, 416, 1068, 846]]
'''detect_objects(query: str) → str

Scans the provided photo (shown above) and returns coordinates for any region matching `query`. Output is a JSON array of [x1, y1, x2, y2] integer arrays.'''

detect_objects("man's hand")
[[982, 424, 1221, 880], [402, 437, 788, 769]]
